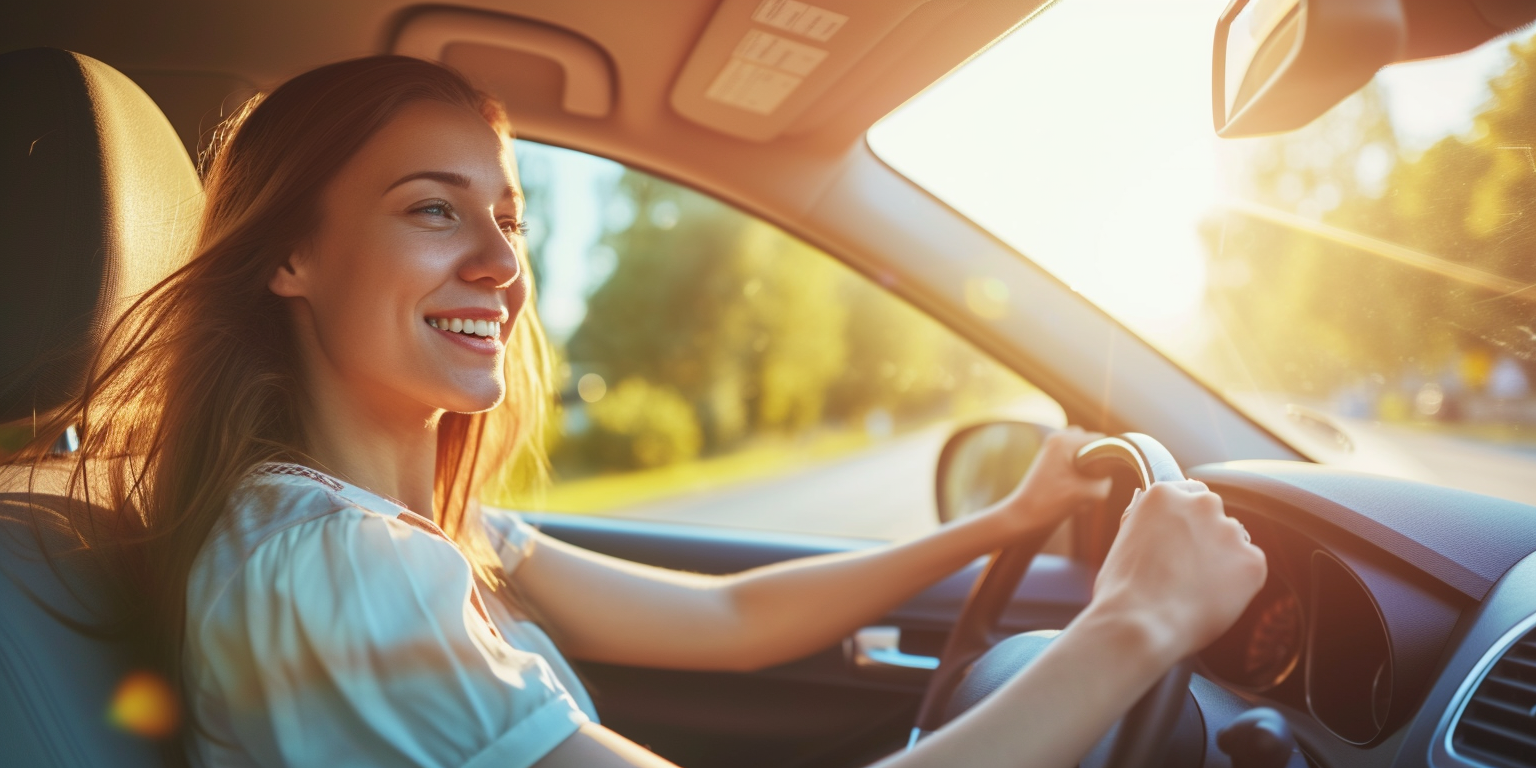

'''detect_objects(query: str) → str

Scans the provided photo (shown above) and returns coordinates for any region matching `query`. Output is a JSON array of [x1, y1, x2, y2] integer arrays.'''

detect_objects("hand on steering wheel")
[[1095, 480, 1267, 660], [912, 432, 1266, 768], [987, 427, 1112, 537]]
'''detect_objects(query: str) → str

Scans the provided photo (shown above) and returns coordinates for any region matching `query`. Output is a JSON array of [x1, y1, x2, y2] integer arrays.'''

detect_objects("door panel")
[[525, 511, 1093, 768]]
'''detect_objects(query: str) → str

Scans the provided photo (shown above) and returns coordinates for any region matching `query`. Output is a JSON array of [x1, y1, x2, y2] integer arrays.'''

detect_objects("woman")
[[15, 56, 1265, 768]]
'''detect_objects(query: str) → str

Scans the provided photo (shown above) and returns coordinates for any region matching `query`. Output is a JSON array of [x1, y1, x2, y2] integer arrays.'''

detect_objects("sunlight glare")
[[870, 0, 1231, 355]]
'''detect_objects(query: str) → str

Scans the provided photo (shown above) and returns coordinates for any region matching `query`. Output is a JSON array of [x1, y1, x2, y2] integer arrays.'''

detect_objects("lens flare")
[[108, 670, 179, 738], [964, 276, 1010, 320]]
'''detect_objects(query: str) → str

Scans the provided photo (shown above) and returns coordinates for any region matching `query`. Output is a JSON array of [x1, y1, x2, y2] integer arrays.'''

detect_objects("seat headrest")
[[0, 48, 203, 424]]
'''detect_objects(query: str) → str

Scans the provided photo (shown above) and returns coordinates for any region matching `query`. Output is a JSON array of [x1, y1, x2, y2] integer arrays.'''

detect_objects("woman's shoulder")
[[189, 463, 428, 610], [219, 463, 374, 544], [226, 461, 416, 535], [187, 472, 587, 768], [481, 505, 539, 573]]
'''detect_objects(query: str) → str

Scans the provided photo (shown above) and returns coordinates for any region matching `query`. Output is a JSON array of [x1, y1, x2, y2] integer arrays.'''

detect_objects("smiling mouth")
[[426, 317, 503, 339]]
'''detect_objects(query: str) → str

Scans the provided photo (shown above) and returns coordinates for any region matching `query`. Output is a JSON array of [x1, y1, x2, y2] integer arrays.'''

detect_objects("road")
[[609, 405, 1536, 541], [611, 424, 951, 540], [1220, 394, 1536, 506], [1352, 422, 1536, 507]]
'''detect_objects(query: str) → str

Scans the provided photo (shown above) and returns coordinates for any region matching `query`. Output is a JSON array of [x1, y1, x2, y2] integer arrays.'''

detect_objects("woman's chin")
[[432, 386, 505, 415]]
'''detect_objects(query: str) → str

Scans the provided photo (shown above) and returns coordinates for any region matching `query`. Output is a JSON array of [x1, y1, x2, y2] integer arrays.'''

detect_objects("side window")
[[501, 141, 1062, 540]]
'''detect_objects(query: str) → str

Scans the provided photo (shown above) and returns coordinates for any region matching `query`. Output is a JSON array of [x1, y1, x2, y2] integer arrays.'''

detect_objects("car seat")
[[0, 47, 203, 767]]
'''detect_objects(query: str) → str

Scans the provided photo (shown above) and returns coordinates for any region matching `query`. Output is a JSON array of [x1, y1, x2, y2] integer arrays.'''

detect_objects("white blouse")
[[185, 463, 594, 768]]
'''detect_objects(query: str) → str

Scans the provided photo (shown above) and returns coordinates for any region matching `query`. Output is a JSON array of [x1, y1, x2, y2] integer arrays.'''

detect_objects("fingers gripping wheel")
[[1076, 433, 1186, 488], [911, 432, 1194, 768]]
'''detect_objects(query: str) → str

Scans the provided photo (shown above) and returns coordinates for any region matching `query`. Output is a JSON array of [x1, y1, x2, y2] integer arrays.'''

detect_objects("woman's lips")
[[427, 316, 503, 337], [428, 323, 502, 355], [424, 313, 509, 355]]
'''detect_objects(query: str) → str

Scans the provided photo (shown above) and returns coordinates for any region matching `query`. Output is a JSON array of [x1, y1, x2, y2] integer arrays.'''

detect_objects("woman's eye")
[[500, 219, 530, 237], [412, 201, 453, 218]]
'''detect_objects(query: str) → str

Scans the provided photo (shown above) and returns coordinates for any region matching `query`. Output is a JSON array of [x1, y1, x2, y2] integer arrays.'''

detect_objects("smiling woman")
[[266, 99, 534, 426], [6, 55, 568, 766]]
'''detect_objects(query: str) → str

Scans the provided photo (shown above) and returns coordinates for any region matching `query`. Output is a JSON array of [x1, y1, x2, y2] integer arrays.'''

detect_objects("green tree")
[[1202, 35, 1536, 407], [539, 164, 1035, 478]]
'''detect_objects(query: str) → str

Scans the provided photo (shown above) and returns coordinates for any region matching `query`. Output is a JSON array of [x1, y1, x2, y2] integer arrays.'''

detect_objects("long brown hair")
[[7, 55, 554, 744]]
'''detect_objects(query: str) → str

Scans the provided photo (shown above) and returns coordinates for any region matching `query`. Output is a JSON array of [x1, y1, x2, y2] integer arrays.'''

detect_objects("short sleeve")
[[195, 508, 587, 768], [482, 506, 539, 575]]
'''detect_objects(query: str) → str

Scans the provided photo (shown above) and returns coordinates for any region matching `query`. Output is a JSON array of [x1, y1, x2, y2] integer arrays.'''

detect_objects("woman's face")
[[271, 100, 528, 417]]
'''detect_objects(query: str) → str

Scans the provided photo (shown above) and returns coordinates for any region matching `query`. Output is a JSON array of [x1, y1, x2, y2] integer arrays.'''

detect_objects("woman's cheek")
[[507, 272, 530, 318]]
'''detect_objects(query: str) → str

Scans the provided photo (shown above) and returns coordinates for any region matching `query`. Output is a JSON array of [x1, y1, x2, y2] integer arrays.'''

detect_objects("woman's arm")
[[512, 428, 1110, 671], [530, 602, 1175, 768], [531, 481, 1268, 768]]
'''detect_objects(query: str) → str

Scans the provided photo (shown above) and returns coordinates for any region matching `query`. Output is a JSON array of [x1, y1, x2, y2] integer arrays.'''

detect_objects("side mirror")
[[934, 422, 1052, 524], [1214, 0, 1536, 137]]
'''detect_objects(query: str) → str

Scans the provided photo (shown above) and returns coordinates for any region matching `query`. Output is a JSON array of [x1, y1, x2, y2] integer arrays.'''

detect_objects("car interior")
[[5, 1, 1536, 767]]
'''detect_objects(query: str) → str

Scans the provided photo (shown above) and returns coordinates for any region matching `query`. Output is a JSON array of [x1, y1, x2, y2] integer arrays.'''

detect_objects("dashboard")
[[1185, 460, 1536, 768], [533, 455, 1536, 768]]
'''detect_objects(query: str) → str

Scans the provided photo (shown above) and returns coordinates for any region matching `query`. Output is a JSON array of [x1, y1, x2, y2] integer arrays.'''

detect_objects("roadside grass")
[[489, 429, 877, 514]]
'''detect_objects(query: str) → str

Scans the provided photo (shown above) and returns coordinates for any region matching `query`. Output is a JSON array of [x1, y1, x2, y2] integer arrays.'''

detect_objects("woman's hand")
[[1088, 480, 1268, 666], [869, 479, 1265, 768], [988, 426, 1113, 536]]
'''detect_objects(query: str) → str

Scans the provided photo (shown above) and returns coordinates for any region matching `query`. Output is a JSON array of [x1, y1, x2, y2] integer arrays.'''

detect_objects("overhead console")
[[670, 0, 976, 142]]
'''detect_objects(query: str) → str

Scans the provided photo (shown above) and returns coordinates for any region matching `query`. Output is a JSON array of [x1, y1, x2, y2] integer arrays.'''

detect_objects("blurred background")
[[496, 140, 1058, 539], [872, 0, 1536, 507]]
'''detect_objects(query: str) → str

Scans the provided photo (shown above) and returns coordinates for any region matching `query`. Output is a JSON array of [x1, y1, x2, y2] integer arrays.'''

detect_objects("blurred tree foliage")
[[1204, 35, 1536, 403], [586, 377, 703, 469], [544, 170, 1031, 475]]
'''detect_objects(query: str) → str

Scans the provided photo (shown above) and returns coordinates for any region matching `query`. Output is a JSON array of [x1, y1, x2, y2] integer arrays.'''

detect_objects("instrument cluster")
[[1198, 511, 1403, 745]]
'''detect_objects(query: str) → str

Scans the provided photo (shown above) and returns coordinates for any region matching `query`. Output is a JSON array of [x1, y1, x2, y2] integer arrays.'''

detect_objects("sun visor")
[[671, 0, 938, 142], [394, 10, 615, 119]]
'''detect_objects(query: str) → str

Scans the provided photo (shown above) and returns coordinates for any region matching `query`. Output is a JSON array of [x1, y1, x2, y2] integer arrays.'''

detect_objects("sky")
[[514, 140, 624, 343], [868, 0, 1519, 359], [1377, 42, 1511, 152]]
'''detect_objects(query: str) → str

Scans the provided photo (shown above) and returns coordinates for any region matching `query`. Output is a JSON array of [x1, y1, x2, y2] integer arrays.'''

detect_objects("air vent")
[[1453, 628, 1536, 766]]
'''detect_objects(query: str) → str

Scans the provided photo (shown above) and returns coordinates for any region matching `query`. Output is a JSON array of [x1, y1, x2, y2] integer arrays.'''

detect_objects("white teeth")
[[427, 317, 503, 340]]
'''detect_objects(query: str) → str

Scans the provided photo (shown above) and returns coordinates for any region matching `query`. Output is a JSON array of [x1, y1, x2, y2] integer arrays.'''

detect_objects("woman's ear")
[[268, 251, 309, 298]]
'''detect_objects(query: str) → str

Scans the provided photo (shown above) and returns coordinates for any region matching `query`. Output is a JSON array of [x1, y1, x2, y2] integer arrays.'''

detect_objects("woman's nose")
[[458, 219, 522, 289]]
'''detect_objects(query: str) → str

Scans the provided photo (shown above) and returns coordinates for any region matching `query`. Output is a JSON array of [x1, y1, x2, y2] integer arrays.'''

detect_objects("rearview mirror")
[[934, 422, 1051, 524], [1213, 0, 1404, 137], [1214, 0, 1536, 137]]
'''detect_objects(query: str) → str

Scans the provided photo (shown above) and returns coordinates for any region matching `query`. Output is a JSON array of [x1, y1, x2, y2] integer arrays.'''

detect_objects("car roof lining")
[[1, 0, 1048, 230]]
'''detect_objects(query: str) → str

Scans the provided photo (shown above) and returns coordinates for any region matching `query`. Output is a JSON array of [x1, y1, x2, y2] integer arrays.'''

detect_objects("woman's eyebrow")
[[384, 170, 471, 194], [385, 171, 521, 204]]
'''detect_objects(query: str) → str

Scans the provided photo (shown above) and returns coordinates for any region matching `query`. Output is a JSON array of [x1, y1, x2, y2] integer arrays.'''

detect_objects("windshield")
[[870, 0, 1536, 505]]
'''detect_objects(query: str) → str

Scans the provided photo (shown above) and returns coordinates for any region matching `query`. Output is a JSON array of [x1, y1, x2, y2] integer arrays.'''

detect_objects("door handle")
[[846, 626, 939, 681]]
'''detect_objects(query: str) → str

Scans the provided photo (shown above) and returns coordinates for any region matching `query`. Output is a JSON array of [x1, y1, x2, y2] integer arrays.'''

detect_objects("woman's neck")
[[299, 359, 441, 519]]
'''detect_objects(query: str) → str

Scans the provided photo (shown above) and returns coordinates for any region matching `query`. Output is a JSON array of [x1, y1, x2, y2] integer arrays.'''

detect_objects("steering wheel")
[[909, 432, 1194, 767]]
